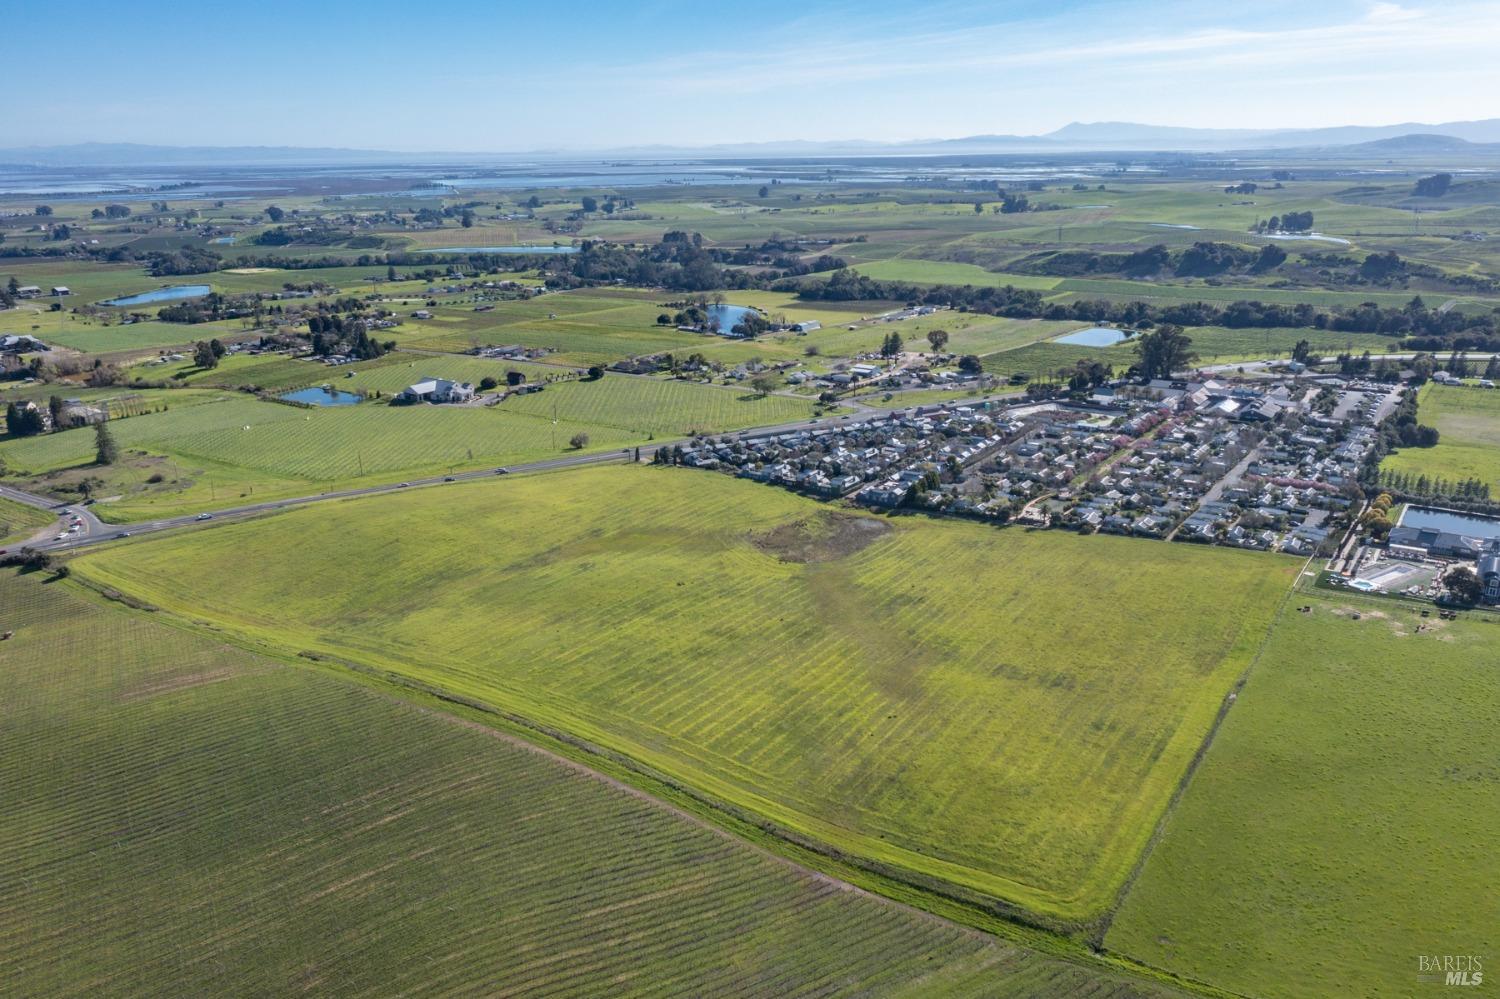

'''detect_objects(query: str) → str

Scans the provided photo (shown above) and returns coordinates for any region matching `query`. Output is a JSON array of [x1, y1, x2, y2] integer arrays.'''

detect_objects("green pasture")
[[2, 369, 818, 519], [0, 496, 52, 545], [0, 570, 1176, 997], [851, 259, 1063, 290], [496, 373, 817, 436], [1382, 382, 1500, 490], [980, 326, 1401, 379], [1108, 589, 1500, 998], [0, 392, 634, 520], [75, 465, 1296, 922], [859, 386, 1023, 410]]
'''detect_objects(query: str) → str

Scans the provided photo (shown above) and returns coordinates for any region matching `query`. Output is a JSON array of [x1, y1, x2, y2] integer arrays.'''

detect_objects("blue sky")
[[10, 0, 1500, 150]]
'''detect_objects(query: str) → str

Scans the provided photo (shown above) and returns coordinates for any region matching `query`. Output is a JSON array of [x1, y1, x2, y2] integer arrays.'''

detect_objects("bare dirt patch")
[[119, 667, 241, 702], [750, 512, 891, 563]]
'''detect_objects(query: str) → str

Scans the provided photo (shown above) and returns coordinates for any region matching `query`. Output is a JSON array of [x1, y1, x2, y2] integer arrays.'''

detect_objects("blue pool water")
[[1054, 327, 1131, 347], [280, 386, 362, 407], [1397, 505, 1500, 540], [423, 245, 579, 254], [101, 284, 212, 306]]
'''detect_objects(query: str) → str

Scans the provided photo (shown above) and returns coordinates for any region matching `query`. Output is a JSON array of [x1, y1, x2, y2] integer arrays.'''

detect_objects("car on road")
[[398, 482, 410, 487], [494, 468, 509, 475], [195, 513, 213, 521], [443, 476, 456, 482], [56, 533, 68, 541], [115, 532, 131, 539]]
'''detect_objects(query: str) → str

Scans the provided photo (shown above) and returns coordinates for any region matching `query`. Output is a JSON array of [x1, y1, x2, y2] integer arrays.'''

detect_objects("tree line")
[[789, 268, 1500, 344]]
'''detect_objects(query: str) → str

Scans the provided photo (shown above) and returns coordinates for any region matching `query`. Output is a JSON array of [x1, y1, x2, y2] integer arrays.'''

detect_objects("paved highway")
[[7, 356, 1422, 555], [21, 400, 973, 554]]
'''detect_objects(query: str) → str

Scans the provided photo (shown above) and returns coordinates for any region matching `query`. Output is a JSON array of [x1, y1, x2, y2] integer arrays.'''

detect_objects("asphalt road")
[[20, 400, 964, 554], [5, 357, 1418, 556], [0, 483, 108, 548]]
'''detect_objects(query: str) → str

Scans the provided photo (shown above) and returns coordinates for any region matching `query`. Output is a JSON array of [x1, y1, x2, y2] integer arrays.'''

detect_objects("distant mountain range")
[[1033, 118, 1500, 149], [6, 118, 1500, 166]]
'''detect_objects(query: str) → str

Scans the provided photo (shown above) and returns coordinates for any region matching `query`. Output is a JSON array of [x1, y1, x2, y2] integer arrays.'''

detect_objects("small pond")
[[280, 386, 362, 407], [1053, 327, 1131, 347], [422, 245, 579, 254], [1397, 505, 1500, 540], [706, 304, 759, 334], [101, 284, 212, 306]]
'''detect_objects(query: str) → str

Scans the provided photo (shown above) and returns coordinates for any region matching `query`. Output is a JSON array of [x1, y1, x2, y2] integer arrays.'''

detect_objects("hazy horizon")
[[11, 0, 1500, 152]]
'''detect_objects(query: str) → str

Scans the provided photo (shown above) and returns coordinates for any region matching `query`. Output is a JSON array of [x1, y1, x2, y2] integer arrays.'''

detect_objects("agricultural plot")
[[1050, 277, 1434, 310], [858, 386, 1023, 410], [0, 393, 632, 520], [398, 296, 688, 364], [161, 351, 558, 395], [0, 260, 163, 303], [851, 259, 1064, 290], [0, 496, 52, 544], [76, 465, 1296, 921], [1382, 382, 1500, 490], [1106, 590, 1500, 998], [496, 374, 818, 436], [0, 572, 1185, 998], [980, 327, 1399, 380], [28, 319, 220, 354]]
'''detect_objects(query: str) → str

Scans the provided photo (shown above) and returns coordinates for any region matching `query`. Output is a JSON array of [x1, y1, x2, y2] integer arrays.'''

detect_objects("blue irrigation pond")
[[101, 284, 212, 307], [280, 386, 363, 407], [1053, 327, 1132, 347]]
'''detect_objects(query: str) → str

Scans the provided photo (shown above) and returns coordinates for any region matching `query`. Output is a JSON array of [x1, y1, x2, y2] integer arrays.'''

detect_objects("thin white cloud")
[[1365, 1, 1424, 22], [600, 0, 1500, 101]]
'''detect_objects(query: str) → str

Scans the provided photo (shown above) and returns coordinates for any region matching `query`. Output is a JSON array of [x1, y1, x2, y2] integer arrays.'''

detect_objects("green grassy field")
[[74, 465, 1296, 922], [1382, 383, 1500, 490], [980, 326, 1400, 380], [149, 351, 560, 394], [395, 289, 688, 364], [0, 570, 1190, 997], [0, 392, 633, 520], [1107, 588, 1500, 997], [1, 373, 817, 520], [857, 387, 1023, 410], [0, 496, 52, 545], [496, 373, 816, 436], [851, 259, 1064, 290]]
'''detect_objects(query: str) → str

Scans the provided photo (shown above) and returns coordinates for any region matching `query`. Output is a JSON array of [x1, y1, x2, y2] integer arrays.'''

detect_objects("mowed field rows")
[[1107, 590, 1500, 998], [0, 571, 1183, 997], [1381, 382, 1500, 490], [0, 496, 53, 545], [75, 465, 1297, 920]]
